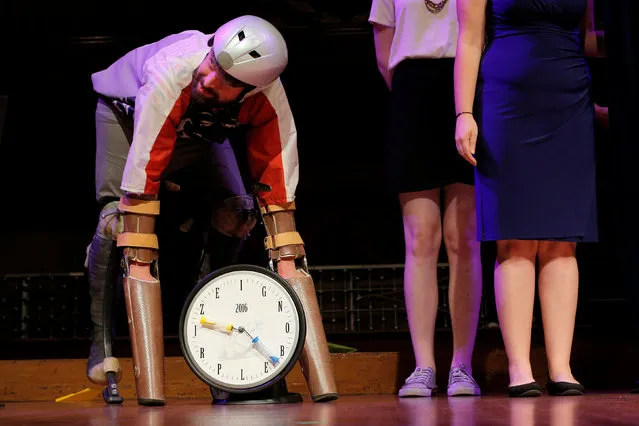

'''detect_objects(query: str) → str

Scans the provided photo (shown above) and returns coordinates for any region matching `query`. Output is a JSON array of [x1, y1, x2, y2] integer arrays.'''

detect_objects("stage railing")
[[0, 264, 499, 341]]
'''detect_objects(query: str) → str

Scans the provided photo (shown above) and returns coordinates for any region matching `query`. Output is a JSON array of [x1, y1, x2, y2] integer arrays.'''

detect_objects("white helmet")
[[210, 15, 288, 87]]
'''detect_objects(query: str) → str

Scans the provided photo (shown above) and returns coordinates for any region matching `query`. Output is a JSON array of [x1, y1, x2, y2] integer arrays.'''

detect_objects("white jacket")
[[92, 30, 298, 206]]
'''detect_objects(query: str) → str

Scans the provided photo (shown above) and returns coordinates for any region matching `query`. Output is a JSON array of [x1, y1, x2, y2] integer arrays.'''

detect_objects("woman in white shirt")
[[369, 0, 482, 397]]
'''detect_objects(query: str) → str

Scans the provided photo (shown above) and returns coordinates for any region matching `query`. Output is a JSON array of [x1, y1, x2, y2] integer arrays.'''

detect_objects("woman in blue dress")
[[454, 0, 602, 396]]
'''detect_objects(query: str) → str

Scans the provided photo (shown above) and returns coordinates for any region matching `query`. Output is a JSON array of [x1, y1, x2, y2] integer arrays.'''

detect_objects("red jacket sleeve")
[[239, 80, 299, 206]]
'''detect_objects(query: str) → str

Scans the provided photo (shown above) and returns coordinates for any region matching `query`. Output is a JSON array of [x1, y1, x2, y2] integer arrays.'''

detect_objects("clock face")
[[180, 267, 305, 392]]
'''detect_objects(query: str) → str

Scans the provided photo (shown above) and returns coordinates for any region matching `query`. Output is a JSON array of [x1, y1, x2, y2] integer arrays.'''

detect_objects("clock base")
[[210, 379, 303, 405]]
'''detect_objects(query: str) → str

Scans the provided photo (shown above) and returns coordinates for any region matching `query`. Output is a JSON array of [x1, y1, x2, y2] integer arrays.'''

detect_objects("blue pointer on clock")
[[200, 317, 280, 366], [236, 326, 281, 367]]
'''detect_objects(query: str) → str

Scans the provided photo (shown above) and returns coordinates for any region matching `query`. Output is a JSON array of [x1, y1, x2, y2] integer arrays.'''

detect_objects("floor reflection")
[[3, 394, 638, 426]]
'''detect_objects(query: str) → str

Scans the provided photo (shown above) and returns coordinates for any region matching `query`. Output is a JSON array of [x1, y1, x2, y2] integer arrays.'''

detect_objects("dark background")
[[0, 1, 399, 272], [0, 0, 628, 336]]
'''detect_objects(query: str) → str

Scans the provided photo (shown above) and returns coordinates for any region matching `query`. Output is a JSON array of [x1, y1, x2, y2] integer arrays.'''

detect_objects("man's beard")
[[190, 76, 239, 108], [191, 84, 222, 107]]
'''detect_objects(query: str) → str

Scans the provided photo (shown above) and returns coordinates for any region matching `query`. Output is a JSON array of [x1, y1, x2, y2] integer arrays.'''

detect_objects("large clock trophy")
[[180, 264, 307, 404]]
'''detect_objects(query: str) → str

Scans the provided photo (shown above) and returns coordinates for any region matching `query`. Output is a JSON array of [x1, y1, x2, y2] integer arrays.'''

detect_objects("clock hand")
[[236, 326, 280, 366], [200, 316, 234, 335], [199, 319, 280, 365]]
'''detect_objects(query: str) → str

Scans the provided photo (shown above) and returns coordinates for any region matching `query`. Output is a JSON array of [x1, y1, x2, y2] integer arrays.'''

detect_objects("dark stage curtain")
[[604, 2, 639, 335]]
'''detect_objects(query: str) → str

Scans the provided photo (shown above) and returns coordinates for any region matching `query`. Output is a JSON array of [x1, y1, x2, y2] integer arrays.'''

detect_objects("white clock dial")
[[181, 268, 303, 391]]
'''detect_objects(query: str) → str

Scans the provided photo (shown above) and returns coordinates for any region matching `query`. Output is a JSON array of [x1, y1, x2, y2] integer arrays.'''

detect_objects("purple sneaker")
[[447, 364, 481, 396], [398, 367, 437, 397]]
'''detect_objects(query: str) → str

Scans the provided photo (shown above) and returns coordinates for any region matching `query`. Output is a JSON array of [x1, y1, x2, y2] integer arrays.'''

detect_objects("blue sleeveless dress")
[[475, 0, 597, 242]]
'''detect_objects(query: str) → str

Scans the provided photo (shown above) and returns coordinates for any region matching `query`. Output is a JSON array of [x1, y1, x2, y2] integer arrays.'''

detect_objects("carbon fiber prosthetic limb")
[[86, 200, 124, 404], [261, 202, 338, 402]]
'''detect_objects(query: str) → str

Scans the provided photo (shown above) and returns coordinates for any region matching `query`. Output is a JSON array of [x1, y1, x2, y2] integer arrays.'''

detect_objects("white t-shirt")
[[369, 0, 458, 71]]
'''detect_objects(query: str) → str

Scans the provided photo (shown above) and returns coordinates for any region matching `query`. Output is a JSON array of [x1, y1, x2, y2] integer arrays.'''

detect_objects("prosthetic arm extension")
[[262, 201, 338, 402], [117, 195, 165, 406]]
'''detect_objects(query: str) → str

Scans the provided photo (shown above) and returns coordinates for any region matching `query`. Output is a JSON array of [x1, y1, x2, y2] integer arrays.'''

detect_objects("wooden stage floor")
[[1, 394, 638, 425]]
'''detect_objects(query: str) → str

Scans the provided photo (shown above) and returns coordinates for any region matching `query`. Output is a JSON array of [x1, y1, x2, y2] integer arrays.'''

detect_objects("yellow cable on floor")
[[55, 388, 92, 402]]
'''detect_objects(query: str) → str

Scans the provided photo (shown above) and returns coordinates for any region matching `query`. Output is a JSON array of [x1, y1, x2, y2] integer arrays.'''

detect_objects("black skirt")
[[384, 58, 474, 194]]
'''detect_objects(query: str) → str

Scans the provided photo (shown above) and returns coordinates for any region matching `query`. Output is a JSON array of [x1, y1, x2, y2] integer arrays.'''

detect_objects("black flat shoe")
[[508, 382, 543, 397], [547, 380, 584, 396]]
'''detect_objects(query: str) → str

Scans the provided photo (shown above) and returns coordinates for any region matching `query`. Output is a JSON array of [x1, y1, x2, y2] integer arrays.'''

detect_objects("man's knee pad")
[[261, 202, 338, 402], [200, 231, 245, 278], [97, 200, 124, 240], [210, 195, 258, 239], [117, 196, 165, 406], [85, 200, 123, 269]]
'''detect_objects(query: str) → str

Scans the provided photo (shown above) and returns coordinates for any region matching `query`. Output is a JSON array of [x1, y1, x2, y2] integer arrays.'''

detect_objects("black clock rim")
[[178, 263, 308, 394]]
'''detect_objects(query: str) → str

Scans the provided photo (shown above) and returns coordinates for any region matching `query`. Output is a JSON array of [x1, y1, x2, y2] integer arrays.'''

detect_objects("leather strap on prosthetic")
[[262, 202, 338, 402], [261, 202, 306, 266], [117, 196, 165, 406]]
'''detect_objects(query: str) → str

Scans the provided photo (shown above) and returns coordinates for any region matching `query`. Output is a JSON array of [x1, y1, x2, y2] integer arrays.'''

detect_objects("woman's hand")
[[455, 113, 478, 166], [595, 104, 609, 128]]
